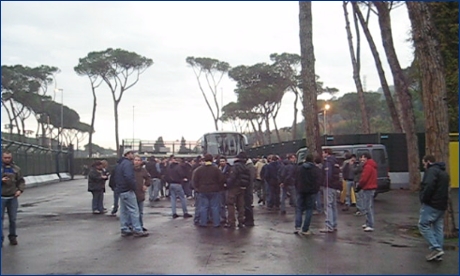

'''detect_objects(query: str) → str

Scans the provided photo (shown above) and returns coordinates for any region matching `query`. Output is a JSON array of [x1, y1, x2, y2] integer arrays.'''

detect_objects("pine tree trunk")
[[353, 2, 403, 133], [406, 1, 456, 238], [343, 2, 370, 134], [374, 1, 421, 191], [299, 1, 322, 155]]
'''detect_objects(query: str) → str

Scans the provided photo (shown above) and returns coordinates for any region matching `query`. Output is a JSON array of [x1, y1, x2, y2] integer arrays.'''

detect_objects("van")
[[296, 144, 391, 197]]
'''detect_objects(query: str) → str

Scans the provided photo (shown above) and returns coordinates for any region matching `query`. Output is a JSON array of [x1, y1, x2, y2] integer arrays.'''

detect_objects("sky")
[[1, 1, 414, 150]]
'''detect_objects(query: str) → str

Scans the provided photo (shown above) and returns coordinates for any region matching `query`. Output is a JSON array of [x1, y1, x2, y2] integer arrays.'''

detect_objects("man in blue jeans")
[[165, 156, 193, 219], [113, 149, 148, 237], [418, 155, 449, 262], [1, 150, 25, 246]]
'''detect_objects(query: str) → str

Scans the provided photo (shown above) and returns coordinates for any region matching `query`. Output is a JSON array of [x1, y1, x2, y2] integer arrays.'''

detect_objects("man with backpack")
[[320, 148, 342, 233], [294, 153, 322, 235], [225, 152, 251, 229]]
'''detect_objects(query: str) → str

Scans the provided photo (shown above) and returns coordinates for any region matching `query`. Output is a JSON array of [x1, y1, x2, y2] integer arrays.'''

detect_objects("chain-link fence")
[[1, 138, 73, 177]]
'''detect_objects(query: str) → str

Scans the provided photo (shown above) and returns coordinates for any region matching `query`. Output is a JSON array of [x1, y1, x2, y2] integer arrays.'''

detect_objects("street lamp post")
[[55, 88, 64, 149], [324, 103, 330, 135]]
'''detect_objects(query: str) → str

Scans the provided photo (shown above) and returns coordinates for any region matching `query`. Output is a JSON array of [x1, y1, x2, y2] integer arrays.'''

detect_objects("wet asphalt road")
[[1, 177, 458, 274]]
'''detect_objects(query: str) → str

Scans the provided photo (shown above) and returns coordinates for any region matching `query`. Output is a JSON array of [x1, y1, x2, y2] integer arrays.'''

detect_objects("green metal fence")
[[1, 138, 73, 177]]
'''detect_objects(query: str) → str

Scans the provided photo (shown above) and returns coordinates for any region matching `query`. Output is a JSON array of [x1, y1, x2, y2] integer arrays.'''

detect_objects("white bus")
[[198, 131, 248, 164]]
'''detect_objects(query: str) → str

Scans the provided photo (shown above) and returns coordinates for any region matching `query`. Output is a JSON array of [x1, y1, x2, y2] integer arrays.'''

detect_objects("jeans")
[[418, 203, 445, 251], [91, 191, 104, 212], [268, 181, 280, 208], [344, 180, 353, 206], [183, 181, 192, 197], [315, 190, 323, 213], [199, 192, 221, 227], [254, 179, 264, 201], [148, 178, 161, 201], [119, 191, 142, 233], [280, 185, 297, 212], [264, 180, 271, 207], [1, 196, 18, 241], [295, 193, 316, 232], [324, 188, 338, 230], [362, 190, 375, 228], [169, 183, 188, 215], [355, 189, 364, 212], [137, 200, 145, 228], [111, 190, 119, 214], [220, 190, 227, 222], [194, 192, 201, 224]]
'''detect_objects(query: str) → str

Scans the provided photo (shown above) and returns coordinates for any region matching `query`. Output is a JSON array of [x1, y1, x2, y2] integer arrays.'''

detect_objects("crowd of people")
[[0, 147, 449, 262]]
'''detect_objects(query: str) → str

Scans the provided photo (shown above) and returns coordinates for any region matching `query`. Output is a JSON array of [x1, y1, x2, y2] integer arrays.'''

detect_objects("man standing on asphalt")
[[356, 152, 377, 232], [165, 156, 193, 219], [1, 150, 25, 246], [418, 155, 450, 261], [294, 153, 322, 236], [192, 154, 225, 227], [320, 148, 342, 233], [145, 156, 162, 205], [225, 152, 251, 228], [114, 149, 148, 237], [279, 153, 297, 215]]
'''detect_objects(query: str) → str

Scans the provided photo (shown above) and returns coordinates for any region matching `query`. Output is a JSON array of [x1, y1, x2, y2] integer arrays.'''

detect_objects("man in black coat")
[[418, 155, 450, 261]]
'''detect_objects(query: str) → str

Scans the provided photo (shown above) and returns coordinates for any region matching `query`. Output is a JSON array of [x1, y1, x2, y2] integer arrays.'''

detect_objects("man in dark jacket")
[[294, 153, 322, 235], [225, 152, 251, 228], [87, 161, 108, 214], [165, 156, 193, 219], [279, 154, 297, 215], [145, 156, 162, 204], [1, 150, 25, 246], [193, 154, 225, 227], [263, 155, 282, 210], [218, 156, 232, 225], [320, 148, 341, 233], [418, 155, 450, 261], [113, 149, 148, 237], [356, 152, 378, 232]]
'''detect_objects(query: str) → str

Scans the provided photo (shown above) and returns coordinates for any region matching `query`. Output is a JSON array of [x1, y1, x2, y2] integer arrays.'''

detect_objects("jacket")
[[263, 161, 281, 185], [227, 160, 251, 189], [192, 162, 225, 193], [87, 167, 106, 192], [295, 162, 322, 195], [254, 159, 267, 180], [165, 162, 187, 184], [1, 162, 25, 197], [323, 155, 342, 190], [342, 160, 356, 181], [145, 161, 161, 179], [420, 162, 449, 211], [278, 160, 297, 186], [134, 166, 152, 202], [114, 157, 137, 194], [358, 159, 378, 190]]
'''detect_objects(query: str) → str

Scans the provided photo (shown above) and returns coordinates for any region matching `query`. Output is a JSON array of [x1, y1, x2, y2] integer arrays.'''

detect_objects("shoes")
[[280, 210, 286, 215], [300, 230, 313, 236], [426, 249, 444, 261], [9, 237, 18, 245], [237, 223, 245, 228], [109, 212, 117, 217], [363, 227, 374, 232], [355, 211, 366, 216], [319, 228, 334, 233], [258, 199, 263, 204], [121, 231, 133, 237], [362, 224, 367, 229], [294, 227, 301, 234], [187, 196, 193, 200], [133, 231, 149, 238], [434, 256, 443, 261], [101, 209, 108, 214], [142, 227, 148, 232], [172, 214, 179, 219], [224, 223, 235, 229], [93, 210, 101, 214], [245, 222, 255, 227], [183, 213, 193, 218]]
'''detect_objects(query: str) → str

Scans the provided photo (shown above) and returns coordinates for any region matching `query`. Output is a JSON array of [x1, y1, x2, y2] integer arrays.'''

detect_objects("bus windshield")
[[202, 132, 246, 158]]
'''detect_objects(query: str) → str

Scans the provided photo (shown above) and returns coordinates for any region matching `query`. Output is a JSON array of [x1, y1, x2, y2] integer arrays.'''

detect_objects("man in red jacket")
[[356, 152, 377, 232]]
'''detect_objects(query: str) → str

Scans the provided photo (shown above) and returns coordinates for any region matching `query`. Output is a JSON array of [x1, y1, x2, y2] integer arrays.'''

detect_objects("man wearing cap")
[[113, 149, 148, 237]]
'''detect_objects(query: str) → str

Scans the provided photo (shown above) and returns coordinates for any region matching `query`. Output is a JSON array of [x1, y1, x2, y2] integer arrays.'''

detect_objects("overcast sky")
[[1, 1, 414, 150]]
